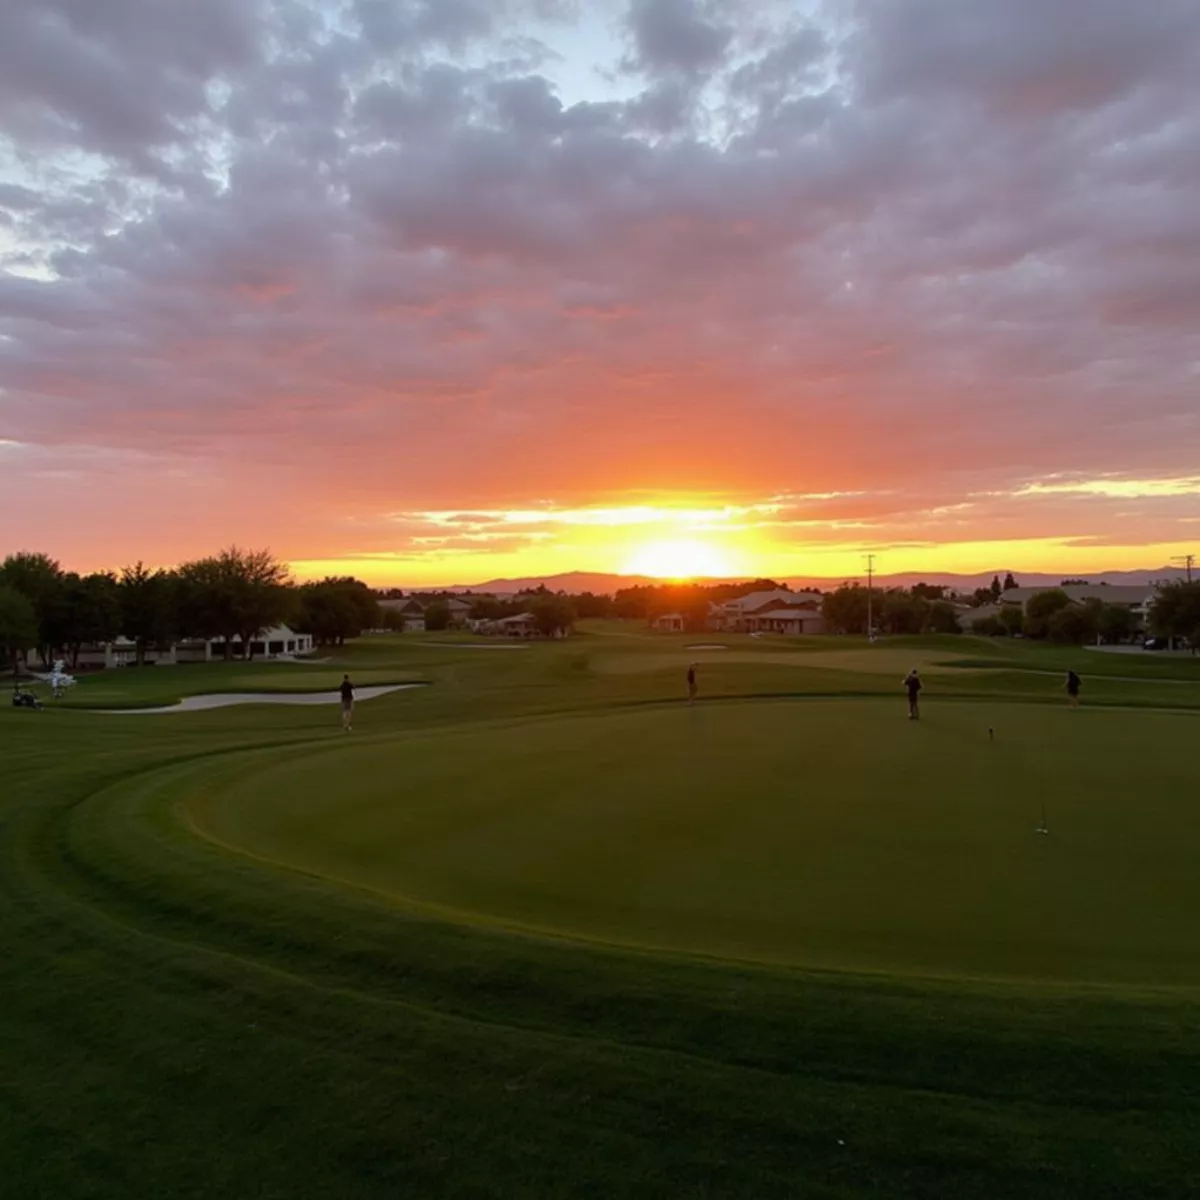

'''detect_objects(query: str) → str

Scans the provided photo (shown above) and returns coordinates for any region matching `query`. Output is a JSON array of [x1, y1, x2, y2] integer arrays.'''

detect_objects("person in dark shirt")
[[904, 669, 922, 720], [1065, 669, 1081, 709], [687, 663, 698, 705], [340, 674, 355, 731]]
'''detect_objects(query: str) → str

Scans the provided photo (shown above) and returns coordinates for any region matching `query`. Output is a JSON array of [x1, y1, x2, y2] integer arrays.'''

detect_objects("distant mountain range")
[[429, 567, 1188, 596]]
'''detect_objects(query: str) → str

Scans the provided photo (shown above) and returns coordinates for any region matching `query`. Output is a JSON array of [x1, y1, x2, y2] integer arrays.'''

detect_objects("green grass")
[[4, 628, 1200, 1197]]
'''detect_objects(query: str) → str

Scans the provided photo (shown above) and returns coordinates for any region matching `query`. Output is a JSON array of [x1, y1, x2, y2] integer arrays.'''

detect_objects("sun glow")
[[622, 538, 735, 580]]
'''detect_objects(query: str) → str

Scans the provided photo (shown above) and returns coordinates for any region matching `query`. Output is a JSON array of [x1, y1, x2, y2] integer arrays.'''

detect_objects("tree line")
[[820, 585, 962, 636], [969, 583, 1200, 647], [0, 548, 385, 672]]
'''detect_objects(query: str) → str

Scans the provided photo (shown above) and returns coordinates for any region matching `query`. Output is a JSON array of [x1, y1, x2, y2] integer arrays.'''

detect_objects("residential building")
[[379, 598, 429, 632], [711, 589, 826, 635]]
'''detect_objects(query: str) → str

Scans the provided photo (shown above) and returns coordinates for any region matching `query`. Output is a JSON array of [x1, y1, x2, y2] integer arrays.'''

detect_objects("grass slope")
[[3, 629, 1199, 1198]]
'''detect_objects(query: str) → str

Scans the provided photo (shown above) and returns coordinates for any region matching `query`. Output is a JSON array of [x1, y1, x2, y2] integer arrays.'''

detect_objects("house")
[[998, 585, 1154, 617], [712, 590, 826, 635], [740, 600, 826, 636], [959, 586, 1156, 632], [379, 598, 429, 632], [380, 595, 476, 632], [651, 612, 685, 632], [446, 597, 474, 626], [496, 612, 540, 638]]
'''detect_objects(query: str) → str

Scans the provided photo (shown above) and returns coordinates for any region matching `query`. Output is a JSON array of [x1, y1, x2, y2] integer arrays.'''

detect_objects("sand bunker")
[[102, 684, 422, 715]]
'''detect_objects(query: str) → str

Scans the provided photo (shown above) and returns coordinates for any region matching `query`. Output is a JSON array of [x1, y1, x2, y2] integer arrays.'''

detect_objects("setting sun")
[[623, 538, 735, 580]]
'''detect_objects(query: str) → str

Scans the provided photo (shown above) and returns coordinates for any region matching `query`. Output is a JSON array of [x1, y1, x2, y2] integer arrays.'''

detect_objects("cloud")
[[2, 0, 1199, 575], [625, 0, 734, 78]]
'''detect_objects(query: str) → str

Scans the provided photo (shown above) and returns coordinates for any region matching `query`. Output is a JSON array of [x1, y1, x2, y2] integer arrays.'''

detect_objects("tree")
[[998, 605, 1025, 637], [0, 552, 66, 667], [58, 572, 122, 667], [571, 591, 614, 619], [380, 608, 407, 633], [295, 578, 379, 646], [649, 585, 710, 633], [178, 547, 291, 659], [880, 591, 927, 635], [468, 596, 509, 622], [1097, 603, 1139, 645], [1023, 589, 1071, 639], [1148, 581, 1200, 652], [530, 594, 576, 638], [423, 600, 452, 632], [970, 586, 996, 607], [1061, 579, 1090, 587], [120, 564, 179, 665], [0, 585, 38, 674], [223, 547, 292, 658], [911, 583, 946, 601], [822, 585, 870, 635], [1047, 603, 1095, 645], [989, 575, 1003, 601], [924, 600, 962, 635], [1002, 573, 1019, 591]]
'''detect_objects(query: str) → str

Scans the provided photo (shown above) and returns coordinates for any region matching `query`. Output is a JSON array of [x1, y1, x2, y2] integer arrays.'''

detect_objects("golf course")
[[5, 626, 1200, 1197]]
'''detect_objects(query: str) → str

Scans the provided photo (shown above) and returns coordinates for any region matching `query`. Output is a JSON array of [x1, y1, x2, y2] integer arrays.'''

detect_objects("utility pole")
[[865, 553, 876, 642], [1171, 553, 1195, 583]]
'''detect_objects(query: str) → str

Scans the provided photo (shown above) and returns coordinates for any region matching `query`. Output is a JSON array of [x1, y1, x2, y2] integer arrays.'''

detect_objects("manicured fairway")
[[4, 629, 1200, 1199], [188, 699, 1200, 984]]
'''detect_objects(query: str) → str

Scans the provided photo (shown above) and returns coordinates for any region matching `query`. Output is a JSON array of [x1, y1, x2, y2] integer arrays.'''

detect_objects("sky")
[[1, 0, 1198, 586]]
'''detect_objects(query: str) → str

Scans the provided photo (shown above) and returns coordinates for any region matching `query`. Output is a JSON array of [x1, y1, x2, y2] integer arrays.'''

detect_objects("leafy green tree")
[[998, 605, 1025, 637], [423, 600, 452, 632], [178, 547, 291, 659], [1023, 589, 1071, 639], [822, 585, 870, 635], [119, 564, 179, 665], [911, 583, 946, 601], [1002, 573, 1019, 591], [530, 595, 577, 638], [923, 600, 962, 635], [989, 575, 1002, 600], [571, 591, 615, 619], [1048, 604, 1093, 644], [1148, 582, 1200, 651], [0, 585, 38, 674], [58, 573, 122, 667], [380, 608, 407, 633], [0, 552, 66, 666], [1097, 603, 1139, 645], [880, 591, 927, 635], [295, 578, 379, 646]]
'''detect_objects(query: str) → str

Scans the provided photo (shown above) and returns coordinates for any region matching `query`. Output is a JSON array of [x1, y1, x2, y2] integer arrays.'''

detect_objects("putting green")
[[186, 698, 1200, 986]]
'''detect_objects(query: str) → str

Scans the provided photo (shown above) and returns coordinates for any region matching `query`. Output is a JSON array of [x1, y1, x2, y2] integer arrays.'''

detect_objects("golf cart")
[[12, 684, 43, 710]]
